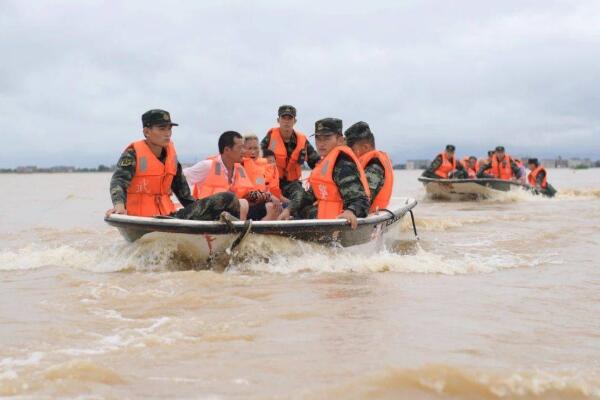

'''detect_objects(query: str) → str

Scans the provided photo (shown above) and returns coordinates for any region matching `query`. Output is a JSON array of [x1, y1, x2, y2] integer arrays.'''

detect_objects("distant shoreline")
[[1, 166, 598, 174]]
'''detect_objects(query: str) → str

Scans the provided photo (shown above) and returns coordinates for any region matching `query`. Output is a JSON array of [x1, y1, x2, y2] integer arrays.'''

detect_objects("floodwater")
[[1, 169, 599, 399]]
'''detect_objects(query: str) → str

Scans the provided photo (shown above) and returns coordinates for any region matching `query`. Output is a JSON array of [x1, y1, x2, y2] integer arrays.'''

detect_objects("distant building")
[[406, 160, 430, 170], [541, 159, 556, 168], [556, 156, 568, 168], [49, 166, 76, 173], [567, 158, 593, 169], [16, 166, 37, 173]]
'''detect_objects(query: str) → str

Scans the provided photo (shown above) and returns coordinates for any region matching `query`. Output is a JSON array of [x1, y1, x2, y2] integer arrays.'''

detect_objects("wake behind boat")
[[418, 176, 553, 200], [105, 197, 418, 266]]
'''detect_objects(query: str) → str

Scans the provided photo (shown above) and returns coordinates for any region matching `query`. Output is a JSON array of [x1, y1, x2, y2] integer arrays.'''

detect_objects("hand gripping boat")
[[104, 197, 418, 266], [418, 177, 555, 200]]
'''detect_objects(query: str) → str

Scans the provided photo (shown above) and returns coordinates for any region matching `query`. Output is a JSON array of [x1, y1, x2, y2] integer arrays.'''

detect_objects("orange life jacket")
[[528, 166, 548, 188], [434, 152, 456, 178], [192, 159, 255, 199], [264, 163, 282, 198], [491, 155, 514, 180], [461, 157, 479, 178], [243, 157, 267, 192], [267, 128, 307, 181], [309, 146, 371, 219], [126, 140, 177, 217], [359, 150, 394, 212]]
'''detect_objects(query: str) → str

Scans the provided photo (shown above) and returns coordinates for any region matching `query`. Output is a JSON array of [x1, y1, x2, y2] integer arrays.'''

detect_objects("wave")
[[229, 235, 548, 275], [557, 188, 600, 199], [0, 230, 549, 275], [320, 364, 600, 399], [0, 237, 211, 273]]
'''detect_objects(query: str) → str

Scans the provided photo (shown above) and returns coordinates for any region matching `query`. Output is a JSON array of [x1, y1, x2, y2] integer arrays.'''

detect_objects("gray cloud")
[[1, 0, 599, 167]]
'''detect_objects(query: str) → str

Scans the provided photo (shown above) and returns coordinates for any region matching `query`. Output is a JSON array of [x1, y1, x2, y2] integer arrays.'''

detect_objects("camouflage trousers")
[[280, 179, 304, 199], [297, 205, 318, 219], [173, 192, 240, 220]]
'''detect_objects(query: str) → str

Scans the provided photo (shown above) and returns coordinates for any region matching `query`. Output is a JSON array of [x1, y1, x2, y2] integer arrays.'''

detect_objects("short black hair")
[[488, 150, 495, 157], [528, 158, 539, 166], [218, 131, 243, 154], [353, 132, 376, 147], [469, 156, 477, 161], [263, 149, 275, 158]]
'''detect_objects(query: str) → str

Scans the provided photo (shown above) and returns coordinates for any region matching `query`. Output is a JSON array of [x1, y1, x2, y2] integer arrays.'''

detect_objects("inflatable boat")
[[418, 177, 554, 200], [104, 197, 418, 266]]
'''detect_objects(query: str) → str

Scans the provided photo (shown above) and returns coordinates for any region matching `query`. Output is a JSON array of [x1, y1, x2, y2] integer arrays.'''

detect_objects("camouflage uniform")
[[344, 121, 386, 204], [477, 157, 522, 179], [288, 118, 370, 219], [529, 169, 557, 197], [260, 105, 321, 198], [110, 109, 240, 220], [364, 160, 385, 203], [422, 153, 463, 179]]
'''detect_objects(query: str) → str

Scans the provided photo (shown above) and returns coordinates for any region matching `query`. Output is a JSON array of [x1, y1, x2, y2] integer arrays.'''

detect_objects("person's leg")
[[239, 199, 249, 220], [174, 192, 240, 220], [262, 202, 282, 220], [282, 180, 305, 199], [296, 204, 317, 220]]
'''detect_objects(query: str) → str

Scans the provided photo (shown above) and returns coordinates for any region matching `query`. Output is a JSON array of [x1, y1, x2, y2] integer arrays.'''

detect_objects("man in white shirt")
[[184, 131, 281, 220]]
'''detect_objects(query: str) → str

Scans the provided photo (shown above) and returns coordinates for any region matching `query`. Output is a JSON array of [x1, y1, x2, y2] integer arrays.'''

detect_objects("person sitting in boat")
[[278, 118, 371, 229], [527, 158, 557, 197], [452, 156, 479, 179], [344, 121, 394, 212], [476, 146, 523, 180], [260, 105, 320, 203], [421, 144, 464, 179], [184, 131, 281, 221], [243, 134, 286, 205], [105, 109, 240, 221], [514, 158, 527, 183], [481, 150, 495, 175], [262, 149, 284, 200]]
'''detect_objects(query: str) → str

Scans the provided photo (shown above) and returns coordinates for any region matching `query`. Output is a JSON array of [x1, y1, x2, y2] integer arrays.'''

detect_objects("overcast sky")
[[2, 0, 600, 167]]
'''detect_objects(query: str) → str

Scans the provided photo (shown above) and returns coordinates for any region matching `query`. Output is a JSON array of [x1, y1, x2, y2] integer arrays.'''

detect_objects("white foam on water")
[[0, 235, 205, 273], [230, 235, 549, 275], [0, 352, 44, 368]]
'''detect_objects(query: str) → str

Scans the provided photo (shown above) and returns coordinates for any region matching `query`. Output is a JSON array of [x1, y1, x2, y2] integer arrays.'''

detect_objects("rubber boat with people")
[[105, 197, 418, 267], [418, 177, 554, 200]]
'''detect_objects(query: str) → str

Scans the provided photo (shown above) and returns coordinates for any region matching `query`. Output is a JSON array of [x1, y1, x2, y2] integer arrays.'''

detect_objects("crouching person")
[[105, 109, 240, 220]]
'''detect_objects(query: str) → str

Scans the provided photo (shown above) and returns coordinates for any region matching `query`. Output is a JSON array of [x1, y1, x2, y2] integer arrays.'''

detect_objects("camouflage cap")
[[446, 144, 456, 152], [495, 145, 505, 152], [344, 121, 373, 147], [142, 109, 178, 127], [313, 118, 343, 136], [278, 105, 297, 118]]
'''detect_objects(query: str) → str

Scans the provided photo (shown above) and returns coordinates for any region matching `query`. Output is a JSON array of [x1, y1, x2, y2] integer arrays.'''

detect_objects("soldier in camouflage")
[[278, 118, 370, 229], [106, 109, 240, 220], [260, 105, 321, 199], [422, 144, 465, 179], [477, 145, 522, 179], [344, 121, 386, 203]]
